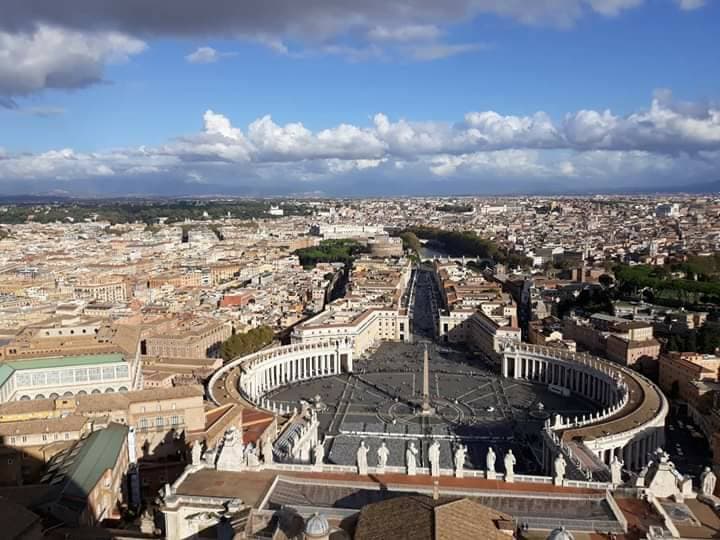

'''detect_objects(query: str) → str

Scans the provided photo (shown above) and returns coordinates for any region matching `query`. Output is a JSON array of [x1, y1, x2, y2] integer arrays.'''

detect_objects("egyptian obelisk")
[[421, 343, 434, 415]]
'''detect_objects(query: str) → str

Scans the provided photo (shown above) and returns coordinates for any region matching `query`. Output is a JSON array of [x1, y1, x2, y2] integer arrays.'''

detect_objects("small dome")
[[548, 526, 575, 540], [305, 513, 330, 537]]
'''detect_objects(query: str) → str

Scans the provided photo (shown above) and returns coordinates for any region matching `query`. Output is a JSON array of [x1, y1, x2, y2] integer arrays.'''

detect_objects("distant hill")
[[0, 178, 717, 200]]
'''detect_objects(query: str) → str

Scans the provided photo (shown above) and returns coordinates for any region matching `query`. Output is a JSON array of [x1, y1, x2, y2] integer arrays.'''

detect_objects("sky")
[[0, 0, 719, 196]]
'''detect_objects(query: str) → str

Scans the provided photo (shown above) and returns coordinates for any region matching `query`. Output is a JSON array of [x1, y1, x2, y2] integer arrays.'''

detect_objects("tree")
[[399, 232, 421, 255], [598, 274, 614, 288], [221, 325, 274, 361], [294, 239, 369, 268]]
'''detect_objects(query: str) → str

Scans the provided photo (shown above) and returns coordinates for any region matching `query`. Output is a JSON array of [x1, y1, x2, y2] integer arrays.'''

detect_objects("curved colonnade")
[[208, 339, 667, 475], [207, 340, 355, 411], [502, 343, 668, 471]]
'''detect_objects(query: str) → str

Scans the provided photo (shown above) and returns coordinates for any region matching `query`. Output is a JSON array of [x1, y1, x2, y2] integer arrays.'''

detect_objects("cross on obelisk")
[[421, 343, 434, 415]]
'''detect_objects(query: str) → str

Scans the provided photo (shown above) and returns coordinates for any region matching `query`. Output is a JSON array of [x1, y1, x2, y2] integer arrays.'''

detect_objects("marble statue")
[[486, 446, 497, 480], [553, 454, 566, 486], [454, 445, 467, 478], [314, 439, 325, 468], [203, 446, 217, 467], [377, 441, 390, 472], [428, 440, 441, 477], [486, 446, 496, 471], [701, 467, 717, 497], [216, 428, 245, 471], [140, 508, 155, 534], [224, 427, 240, 446], [246, 445, 260, 468], [504, 449, 516, 482], [406, 442, 418, 476], [644, 448, 686, 499], [357, 441, 369, 475], [262, 437, 274, 465], [610, 455, 623, 486], [191, 440, 203, 466]]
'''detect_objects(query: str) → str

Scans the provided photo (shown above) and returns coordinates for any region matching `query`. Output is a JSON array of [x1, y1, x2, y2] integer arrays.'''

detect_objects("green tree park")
[[293, 239, 369, 268], [220, 325, 275, 361], [614, 263, 720, 306]]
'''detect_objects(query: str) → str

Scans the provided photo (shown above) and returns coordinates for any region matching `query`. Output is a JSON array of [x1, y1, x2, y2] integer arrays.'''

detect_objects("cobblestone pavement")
[[268, 341, 597, 473]]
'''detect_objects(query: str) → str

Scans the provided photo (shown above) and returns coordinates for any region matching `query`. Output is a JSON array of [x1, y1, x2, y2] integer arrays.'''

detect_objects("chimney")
[[432, 479, 439, 501]]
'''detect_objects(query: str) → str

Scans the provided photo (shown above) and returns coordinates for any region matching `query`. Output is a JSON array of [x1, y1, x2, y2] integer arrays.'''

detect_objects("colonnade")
[[503, 343, 668, 473], [612, 430, 664, 469], [242, 349, 343, 401], [208, 340, 354, 409], [502, 350, 621, 408]]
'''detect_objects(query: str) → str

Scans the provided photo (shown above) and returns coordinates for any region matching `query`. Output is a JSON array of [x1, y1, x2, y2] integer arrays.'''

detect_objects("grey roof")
[[42, 423, 128, 523]]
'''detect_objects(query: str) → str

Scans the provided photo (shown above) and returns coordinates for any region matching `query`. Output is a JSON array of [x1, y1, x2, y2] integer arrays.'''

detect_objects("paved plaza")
[[267, 341, 597, 474]]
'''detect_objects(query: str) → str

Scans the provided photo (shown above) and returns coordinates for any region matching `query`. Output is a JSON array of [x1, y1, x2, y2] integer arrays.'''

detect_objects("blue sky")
[[0, 0, 719, 195]]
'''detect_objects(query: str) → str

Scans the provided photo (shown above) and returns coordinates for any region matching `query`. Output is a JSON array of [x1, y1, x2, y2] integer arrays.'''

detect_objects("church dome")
[[547, 526, 575, 540], [305, 512, 330, 538]]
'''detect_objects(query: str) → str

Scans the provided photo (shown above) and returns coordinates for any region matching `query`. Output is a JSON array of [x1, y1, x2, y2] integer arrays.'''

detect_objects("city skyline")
[[1, 1, 719, 196]]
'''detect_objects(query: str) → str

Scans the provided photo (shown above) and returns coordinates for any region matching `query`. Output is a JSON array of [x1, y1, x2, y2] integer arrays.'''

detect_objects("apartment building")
[[73, 278, 129, 303], [465, 310, 522, 361], [658, 352, 720, 410], [144, 319, 231, 359], [0, 385, 206, 461]]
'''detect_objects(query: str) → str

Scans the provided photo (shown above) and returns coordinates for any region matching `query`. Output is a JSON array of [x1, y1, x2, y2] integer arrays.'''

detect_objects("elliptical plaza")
[[159, 262, 717, 540]]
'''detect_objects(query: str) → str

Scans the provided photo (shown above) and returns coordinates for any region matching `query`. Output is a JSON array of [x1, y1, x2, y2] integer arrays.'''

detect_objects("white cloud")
[[563, 93, 720, 152], [185, 46, 220, 63], [203, 110, 246, 141], [428, 150, 551, 177], [0, 24, 145, 106], [254, 35, 290, 55], [586, 0, 644, 16], [0, 92, 718, 192], [368, 24, 441, 42], [6, 106, 66, 117], [407, 42, 488, 61], [677, 0, 705, 10], [463, 110, 560, 148], [247, 115, 386, 160]]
